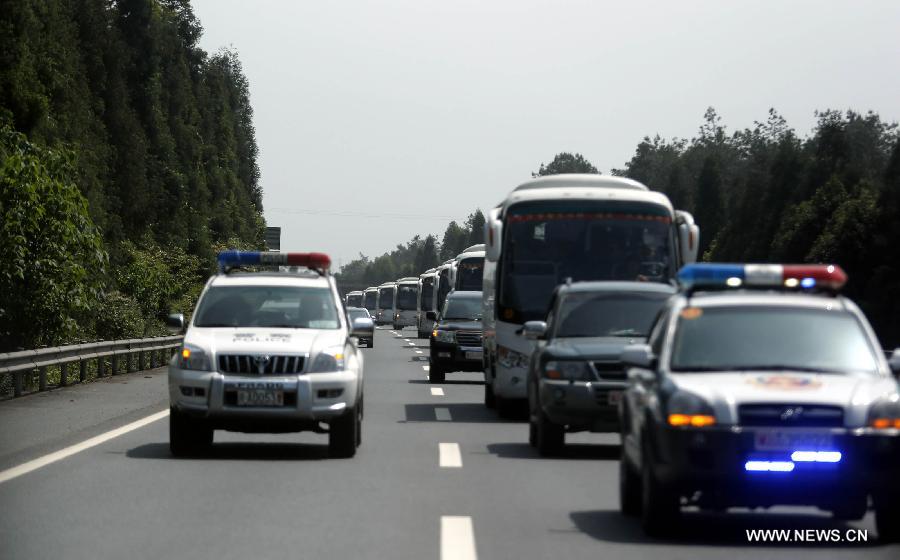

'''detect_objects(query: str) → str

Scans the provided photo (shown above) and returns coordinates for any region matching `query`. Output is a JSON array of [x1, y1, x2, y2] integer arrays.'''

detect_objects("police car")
[[166, 251, 368, 458], [618, 264, 900, 540]]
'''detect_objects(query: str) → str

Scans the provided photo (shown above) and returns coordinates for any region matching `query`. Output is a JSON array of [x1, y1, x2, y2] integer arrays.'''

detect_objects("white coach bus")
[[393, 276, 420, 330], [416, 268, 438, 338], [451, 244, 486, 292], [481, 174, 699, 413]]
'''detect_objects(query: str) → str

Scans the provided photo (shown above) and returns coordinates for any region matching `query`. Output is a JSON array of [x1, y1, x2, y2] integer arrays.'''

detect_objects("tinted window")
[[456, 257, 484, 291], [442, 296, 482, 321], [364, 291, 377, 310], [555, 291, 671, 338], [437, 269, 452, 310], [346, 294, 363, 307], [397, 284, 418, 310], [421, 277, 435, 310], [194, 286, 340, 329], [670, 307, 878, 373], [378, 287, 394, 308]]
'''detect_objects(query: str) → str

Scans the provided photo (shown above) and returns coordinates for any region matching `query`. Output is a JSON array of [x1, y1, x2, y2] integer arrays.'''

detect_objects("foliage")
[[0, 125, 107, 349], [533, 152, 599, 177]]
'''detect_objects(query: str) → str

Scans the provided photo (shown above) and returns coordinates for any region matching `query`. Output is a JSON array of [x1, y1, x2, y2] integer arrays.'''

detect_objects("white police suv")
[[618, 264, 900, 540], [167, 251, 370, 458]]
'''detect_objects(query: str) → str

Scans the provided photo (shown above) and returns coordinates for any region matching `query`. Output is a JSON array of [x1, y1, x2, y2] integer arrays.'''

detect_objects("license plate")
[[237, 389, 283, 406], [465, 351, 483, 360], [754, 430, 833, 451], [607, 391, 623, 406]]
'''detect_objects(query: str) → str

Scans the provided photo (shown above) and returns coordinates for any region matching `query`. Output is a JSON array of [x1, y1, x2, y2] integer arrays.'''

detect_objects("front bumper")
[[430, 340, 483, 372], [169, 366, 360, 431], [393, 311, 417, 328], [539, 379, 625, 432], [493, 363, 527, 399], [648, 425, 900, 507]]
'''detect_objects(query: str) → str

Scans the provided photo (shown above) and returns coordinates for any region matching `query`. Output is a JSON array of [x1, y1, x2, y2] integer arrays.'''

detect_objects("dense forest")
[[0, 0, 264, 352]]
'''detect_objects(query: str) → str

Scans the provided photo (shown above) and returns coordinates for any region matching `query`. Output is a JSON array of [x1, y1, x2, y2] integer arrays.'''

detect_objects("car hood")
[[672, 371, 900, 427], [543, 336, 639, 360], [437, 320, 483, 331], [184, 327, 345, 355]]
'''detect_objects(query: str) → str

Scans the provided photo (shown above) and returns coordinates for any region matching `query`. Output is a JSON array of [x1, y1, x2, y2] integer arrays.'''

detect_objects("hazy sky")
[[191, 0, 900, 269]]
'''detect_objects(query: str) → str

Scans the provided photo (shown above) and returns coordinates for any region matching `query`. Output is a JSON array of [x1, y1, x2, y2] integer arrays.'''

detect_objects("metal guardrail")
[[0, 336, 183, 398]]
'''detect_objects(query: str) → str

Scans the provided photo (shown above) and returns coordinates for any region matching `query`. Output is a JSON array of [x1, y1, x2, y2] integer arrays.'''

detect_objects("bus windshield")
[[437, 269, 452, 311], [421, 277, 435, 311], [456, 257, 484, 291], [499, 200, 675, 323], [397, 284, 418, 310], [364, 291, 377, 311], [346, 294, 363, 307]]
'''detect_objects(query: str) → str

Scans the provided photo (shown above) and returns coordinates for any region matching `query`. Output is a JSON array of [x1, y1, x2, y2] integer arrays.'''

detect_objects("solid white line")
[[435, 407, 452, 421], [0, 409, 169, 485], [431, 387, 444, 396], [441, 516, 477, 560], [422, 365, 430, 371], [439, 443, 462, 468]]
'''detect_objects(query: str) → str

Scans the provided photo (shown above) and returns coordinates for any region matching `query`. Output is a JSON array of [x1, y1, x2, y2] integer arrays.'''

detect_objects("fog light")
[[180, 386, 193, 396], [317, 388, 344, 399], [511, 376, 520, 384]]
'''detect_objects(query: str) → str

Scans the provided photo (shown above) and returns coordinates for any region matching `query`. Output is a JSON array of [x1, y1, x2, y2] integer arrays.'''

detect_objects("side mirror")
[[425, 311, 437, 321], [350, 317, 375, 338], [485, 213, 502, 262], [521, 320, 547, 340], [621, 344, 656, 370], [676, 210, 700, 264], [166, 313, 185, 334], [889, 348, 900, 376]]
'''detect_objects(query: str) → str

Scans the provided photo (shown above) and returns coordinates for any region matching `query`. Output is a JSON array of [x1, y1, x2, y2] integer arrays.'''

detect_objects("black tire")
[[329, 406, 359, 458], [875, 493, 900, 543], [429, 363, 446, 383], [485, 381, 496, 409], [640, 441, 680, 536], [535, 409, 564, 456], [620, 452, 642, 516], [169, 407, 213, 457]]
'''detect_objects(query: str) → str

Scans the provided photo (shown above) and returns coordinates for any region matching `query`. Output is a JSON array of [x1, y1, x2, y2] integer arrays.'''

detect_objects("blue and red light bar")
[[678, 263, 847, 292], [217, 251, 331, 272]]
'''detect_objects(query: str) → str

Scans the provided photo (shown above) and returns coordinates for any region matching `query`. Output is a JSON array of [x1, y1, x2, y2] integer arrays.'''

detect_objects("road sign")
[[265, 227, 281, 251]]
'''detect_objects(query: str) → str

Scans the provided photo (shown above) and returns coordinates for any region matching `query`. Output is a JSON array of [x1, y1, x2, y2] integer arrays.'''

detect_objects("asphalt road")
[[0, 328, 897, 559]]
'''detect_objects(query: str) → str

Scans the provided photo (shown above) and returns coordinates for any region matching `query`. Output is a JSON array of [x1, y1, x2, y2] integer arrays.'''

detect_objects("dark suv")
[[427, 290, 483, 383]]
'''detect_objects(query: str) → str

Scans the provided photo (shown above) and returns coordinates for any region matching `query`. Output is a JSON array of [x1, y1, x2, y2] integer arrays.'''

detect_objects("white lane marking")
[[439, 443, 462, 468], [422, 365, 430, 371], [0, 409, 169, 485], [441, 516, 477, 560], [431, 387, 444, 396], [408, 342, 415, 346], [415, 350, 423, 354], [435, 407, 452, 421]]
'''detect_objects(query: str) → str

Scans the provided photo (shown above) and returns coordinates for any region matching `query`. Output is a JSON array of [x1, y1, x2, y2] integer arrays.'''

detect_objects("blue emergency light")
[[216, 251, 331, 272], [678, 263, 847, 291]]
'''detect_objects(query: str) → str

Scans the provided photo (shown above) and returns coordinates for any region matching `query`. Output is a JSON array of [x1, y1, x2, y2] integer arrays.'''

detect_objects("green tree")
[[533, 152, 598, 177]]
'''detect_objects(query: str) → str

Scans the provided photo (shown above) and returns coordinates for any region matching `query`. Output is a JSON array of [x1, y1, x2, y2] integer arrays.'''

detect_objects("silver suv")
[[167, 251, 368, 458]]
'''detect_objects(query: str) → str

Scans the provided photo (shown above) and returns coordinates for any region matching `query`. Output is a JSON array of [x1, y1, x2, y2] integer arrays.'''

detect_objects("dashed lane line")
[[0, 409, 169, 485], [439, 443, 462, 468], [435, 407, 452, 421], [441, 516, 477, 560], [431, 387, 444, 396], [422, 365, 430, 371]]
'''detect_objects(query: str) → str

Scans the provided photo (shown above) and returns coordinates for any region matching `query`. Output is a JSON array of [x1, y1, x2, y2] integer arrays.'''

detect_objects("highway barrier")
[[0, 336, 183, 399]]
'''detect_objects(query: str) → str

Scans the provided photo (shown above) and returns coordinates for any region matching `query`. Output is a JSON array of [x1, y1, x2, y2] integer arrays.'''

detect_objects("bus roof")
[[378, 281, 396, 288], [397, 277, 418, 283], [503, 174, 673, 215]]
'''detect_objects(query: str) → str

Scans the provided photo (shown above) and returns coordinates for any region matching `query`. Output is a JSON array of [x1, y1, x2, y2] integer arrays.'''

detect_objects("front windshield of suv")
[[397, 284, 418, 310], [194, 286, 340, 329], [347, 308, 370, 321], [378, 287, 394, 308], [670, 306, 879, 373], [442, 295, 482, 321], [556, 291, 671, 338]]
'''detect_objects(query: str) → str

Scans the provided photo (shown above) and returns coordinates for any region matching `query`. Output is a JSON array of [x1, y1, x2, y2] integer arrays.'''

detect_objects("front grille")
[[218, 354, 305, 375], [592, 387, 622, 410], [591, 361, 626, 380], [456, 330, 483, 347], [738, 404, 844, 427]]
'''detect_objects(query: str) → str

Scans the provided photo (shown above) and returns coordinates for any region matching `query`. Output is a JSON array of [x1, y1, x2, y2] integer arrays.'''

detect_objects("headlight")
[[497, 345, 529, 369], [177, 344, 212, 371], [666, 390, 716, 427], [544, 360, 591, 381], [434, 330, 456, 343], [309, 347, 346, 373], [868, 393, 900, 429]]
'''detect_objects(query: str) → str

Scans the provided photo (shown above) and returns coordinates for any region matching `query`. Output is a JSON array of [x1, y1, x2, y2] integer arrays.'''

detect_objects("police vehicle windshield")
[[397, 285, 418, 310], [194, 286, 340, 329], [442, 294, 483, 321], [556, 291, 671, 338], [670, 306, 879, 374], [499, 200, 675, 322]]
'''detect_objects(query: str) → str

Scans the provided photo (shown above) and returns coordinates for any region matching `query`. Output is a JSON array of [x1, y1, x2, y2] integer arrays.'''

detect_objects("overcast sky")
[[191, 0, 900, 269]]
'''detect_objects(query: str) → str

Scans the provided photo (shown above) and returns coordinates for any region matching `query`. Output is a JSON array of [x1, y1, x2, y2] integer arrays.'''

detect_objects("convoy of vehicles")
[[393, 277, 419, 330], [618, 264, 900, 540], [375, 281, 396, 326], [167, 251, 367, 459], [427, 290, 484, 383], [522, 281, 676, 455], [345, 290, 363, 308], [482, 174, 699, 413], [416, 268, 438, 338]]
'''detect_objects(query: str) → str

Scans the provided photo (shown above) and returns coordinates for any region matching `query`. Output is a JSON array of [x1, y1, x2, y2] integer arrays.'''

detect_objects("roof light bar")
[[744, 460, 795, 472], [216, 251, 331, 272], [790, 450, 842, 463], [678, 264, 846, 292]]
